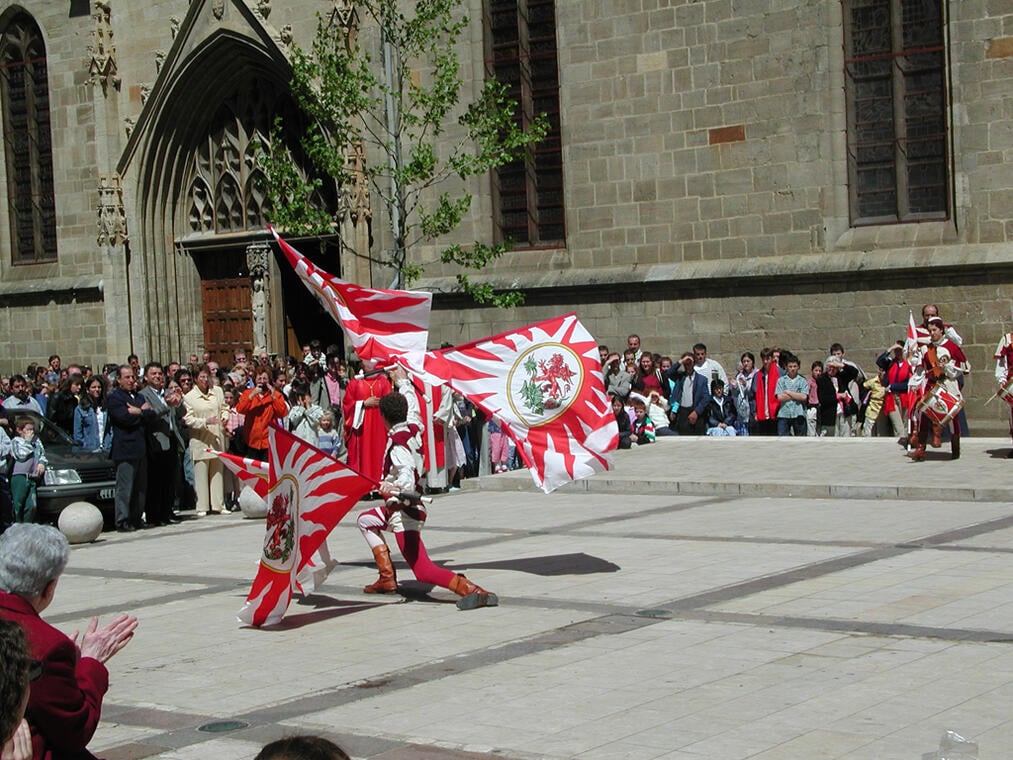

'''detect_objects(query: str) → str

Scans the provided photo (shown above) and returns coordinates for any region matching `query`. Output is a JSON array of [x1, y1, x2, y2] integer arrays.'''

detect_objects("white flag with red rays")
[[237, 427, 375, 627], [423, 312, 618, 493], [210, 449, 269, 497], [268, 226, 431, 369]]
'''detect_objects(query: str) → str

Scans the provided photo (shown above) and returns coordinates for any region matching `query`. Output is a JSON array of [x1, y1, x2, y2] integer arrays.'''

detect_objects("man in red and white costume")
[[355, 370, 498, 611], [907, 317, 971, 461], [994, 330, 1013, 457]]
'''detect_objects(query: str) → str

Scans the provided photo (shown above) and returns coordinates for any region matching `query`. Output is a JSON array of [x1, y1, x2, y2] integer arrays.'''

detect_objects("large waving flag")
[[237, 427, 375, 627], [423, 313, 618, 493], [211, 449, 269, 497], [269, 226, 432, 368]]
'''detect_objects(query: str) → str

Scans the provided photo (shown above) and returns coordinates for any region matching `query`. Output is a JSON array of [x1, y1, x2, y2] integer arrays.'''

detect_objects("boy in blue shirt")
[[775, 355, 809, 436]]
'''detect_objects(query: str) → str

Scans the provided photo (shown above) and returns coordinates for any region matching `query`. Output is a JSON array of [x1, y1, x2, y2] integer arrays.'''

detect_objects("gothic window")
[[0, 13, 57, 263], [185, 83, 334, 235], [486, 0, 565, 246], [843, 0, 948, 225]]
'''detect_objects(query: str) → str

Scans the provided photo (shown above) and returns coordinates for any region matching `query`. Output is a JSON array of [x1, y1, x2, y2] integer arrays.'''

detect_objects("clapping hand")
[[72, 614, 138, 664]]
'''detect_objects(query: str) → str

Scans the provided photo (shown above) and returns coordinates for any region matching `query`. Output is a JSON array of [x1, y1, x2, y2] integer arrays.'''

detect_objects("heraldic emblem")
[[263, 477, 296, 564], [511, 344, 583, 425]]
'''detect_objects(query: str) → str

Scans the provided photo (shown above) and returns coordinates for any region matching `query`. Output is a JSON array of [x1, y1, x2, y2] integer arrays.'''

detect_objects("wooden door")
[[196, 251, 252, 366]]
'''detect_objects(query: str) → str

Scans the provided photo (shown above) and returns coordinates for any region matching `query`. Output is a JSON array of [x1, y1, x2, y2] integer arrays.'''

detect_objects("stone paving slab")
[[31, 435, 1013, 759]]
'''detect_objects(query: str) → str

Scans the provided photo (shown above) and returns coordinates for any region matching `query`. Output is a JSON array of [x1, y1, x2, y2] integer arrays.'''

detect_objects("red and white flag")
[[237, 427, 375, 627], [210, 449, 269, 497], [269, 226, 432, 369], [423, 313, 618, 493], [903, 310, 923, 364]]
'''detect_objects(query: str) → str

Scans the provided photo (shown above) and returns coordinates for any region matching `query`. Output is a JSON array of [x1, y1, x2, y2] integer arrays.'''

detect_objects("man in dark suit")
[[666, 352, 710, 435], [138, 363, 183, 526], [106, 365, 155, 532], [0, 524, 136, 759]]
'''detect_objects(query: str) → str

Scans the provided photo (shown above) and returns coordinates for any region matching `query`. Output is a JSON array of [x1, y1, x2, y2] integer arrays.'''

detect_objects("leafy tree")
[[263, 0, 548, 307]]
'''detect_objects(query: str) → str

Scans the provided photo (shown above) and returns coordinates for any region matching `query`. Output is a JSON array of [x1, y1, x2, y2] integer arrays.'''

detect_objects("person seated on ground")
[[646, 388, 674, 436], [0, 524, 138, 759], [0, 617, 35, 760], [255, 736, 350, 760], [611, 394, 632, 449], [704, 379, 738, 436], [629, 398, 655, 446]]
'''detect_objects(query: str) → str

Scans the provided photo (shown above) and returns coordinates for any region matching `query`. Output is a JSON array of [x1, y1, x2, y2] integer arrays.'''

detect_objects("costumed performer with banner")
[[356, 368, 498, 611]]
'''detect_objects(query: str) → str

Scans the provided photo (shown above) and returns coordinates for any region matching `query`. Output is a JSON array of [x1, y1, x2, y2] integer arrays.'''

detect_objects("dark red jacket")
[[0, 591, 108, 759]]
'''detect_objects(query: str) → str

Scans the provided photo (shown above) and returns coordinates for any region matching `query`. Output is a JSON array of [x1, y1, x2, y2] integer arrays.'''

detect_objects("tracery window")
[[0, 13, 58, 263], [843, 0, 948, 225], [186, 82, 333, 235], [486, 0, 565, 246]]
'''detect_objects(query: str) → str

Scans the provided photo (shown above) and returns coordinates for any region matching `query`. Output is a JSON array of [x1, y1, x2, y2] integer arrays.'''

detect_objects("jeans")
[[777, 416, 806, 437]]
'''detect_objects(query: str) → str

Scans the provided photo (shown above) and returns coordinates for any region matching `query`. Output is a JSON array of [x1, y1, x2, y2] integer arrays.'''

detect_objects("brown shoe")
[[449, 573, 499, 610], [906, 446, 926, 461], [363, 544, 398, 594]]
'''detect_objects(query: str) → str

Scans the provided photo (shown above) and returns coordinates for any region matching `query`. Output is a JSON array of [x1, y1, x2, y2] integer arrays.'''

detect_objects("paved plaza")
[[50, 436, 1013, 759]]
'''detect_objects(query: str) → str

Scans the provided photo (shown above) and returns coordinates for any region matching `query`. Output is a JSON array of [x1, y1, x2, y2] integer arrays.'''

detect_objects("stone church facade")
[[0, 0, 1010, 431]]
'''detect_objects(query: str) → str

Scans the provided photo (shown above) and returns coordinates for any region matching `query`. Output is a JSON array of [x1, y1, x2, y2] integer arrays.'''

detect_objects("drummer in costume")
[[994, 331, 1013, 457], [906, 316, 970, 461]]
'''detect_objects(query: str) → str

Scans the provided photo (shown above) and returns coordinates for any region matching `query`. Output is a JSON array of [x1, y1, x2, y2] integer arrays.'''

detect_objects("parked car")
[[4, 410, 116, 523]]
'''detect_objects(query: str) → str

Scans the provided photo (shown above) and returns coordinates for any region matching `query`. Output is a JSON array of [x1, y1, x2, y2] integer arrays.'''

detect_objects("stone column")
[[246, 242, 271, 357]]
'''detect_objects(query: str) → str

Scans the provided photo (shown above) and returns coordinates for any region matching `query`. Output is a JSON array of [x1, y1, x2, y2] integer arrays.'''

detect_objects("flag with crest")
[[423, 313, 618, 493], [237, 427, 375, 627], [269, 226, 432, 369]]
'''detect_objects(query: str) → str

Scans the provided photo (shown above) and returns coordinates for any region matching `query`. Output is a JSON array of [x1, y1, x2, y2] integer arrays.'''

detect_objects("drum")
[[999, 377, 1013, 408], [916, 385, 964, 426]]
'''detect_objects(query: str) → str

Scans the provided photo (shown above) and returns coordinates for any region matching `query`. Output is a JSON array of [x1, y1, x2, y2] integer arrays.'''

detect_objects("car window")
[[24, 412, 75, 448]]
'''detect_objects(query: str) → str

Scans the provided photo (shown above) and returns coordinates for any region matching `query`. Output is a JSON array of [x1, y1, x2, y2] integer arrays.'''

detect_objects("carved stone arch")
[[128, 30, 338, 362]]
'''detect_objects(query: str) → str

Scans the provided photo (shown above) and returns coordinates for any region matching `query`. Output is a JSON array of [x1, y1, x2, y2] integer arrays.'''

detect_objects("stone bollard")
[[57, 502, 104, 544], [238, 485, 268, 519]]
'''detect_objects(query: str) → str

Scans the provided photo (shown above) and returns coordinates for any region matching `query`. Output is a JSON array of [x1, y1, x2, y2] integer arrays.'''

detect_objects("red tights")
[[395, 530, 454, 589]]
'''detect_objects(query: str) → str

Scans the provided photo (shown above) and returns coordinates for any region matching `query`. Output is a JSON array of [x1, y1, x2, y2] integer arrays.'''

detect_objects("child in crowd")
[[861, 367, 887, 436], [775, 355, 809, 436], [316, 411, 342, 458], [629, 399, 655, 446], [806, 361, 823, 436], [488, 418, 511, 471], [612, 395, 632, 449], [285, 384, 324, 446], [704, 379, 737, 436], [10, 417, 47, 523]]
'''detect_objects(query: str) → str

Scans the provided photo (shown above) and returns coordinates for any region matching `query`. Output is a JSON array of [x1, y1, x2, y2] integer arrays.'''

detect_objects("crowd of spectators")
[[0, 339, 492, 531], [0, 307, 965, 525], [603, 331, 934, 449]]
